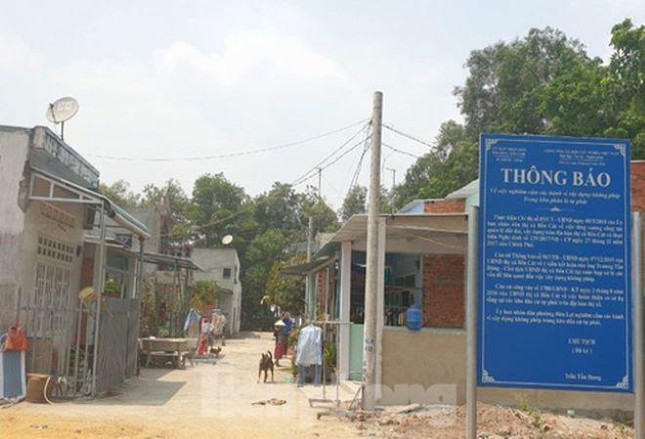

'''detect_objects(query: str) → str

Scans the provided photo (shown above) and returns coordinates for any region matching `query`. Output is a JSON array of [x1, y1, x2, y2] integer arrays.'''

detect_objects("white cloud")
[[153, 29, 345, 87], [0, 37, 40, 70], [40, 28, 356, 202]]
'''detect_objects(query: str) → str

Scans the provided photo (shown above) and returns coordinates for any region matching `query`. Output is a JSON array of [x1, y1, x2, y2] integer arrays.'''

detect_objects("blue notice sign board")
[[479, 134, 632, 392]]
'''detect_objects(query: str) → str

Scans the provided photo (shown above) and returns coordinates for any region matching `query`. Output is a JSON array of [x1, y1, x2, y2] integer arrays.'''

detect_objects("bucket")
[[26, 373, 52, 403], [406, 305, 422, 331]]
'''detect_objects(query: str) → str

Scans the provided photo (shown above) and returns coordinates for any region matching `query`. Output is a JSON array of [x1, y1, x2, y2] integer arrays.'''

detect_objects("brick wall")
[[422, 254, 465, 328], [424, 199, 465, 214], [317, 269, 327, 315], [632, 162, 645, 213], [80, 256, 94, 288]]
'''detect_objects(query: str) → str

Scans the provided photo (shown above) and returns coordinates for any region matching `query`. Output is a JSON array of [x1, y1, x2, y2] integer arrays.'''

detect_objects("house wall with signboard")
[[0, 125, 97, 376], [379, 158, 642, 411]]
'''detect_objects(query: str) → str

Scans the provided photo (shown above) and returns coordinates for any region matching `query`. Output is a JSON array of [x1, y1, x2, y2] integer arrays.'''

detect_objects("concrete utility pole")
[[362, 91, 382, 410], [387, 168, 396, 214], [318, 167, 322, 199]]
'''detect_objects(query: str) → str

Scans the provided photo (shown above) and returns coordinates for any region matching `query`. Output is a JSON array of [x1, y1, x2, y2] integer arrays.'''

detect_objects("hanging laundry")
[[296, 324, 322, 366], [183, 309, 201, 334]]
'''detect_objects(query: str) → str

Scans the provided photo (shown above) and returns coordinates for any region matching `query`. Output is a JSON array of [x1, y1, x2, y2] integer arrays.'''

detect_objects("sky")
[[0, 0, 643, 211]]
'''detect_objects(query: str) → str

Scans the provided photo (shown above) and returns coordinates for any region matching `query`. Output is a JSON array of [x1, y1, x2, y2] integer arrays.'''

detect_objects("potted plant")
[[323, 343, 337, 383]]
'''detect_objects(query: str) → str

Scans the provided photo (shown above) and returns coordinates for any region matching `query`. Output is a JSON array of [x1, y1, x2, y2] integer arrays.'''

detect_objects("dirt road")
[[3, 332, 630, 438], [0, 332, 361, 439]]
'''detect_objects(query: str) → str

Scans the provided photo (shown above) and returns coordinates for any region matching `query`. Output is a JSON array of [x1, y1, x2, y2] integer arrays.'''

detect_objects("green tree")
[[99, 180, 140, 207], [302, 189, 339, 234], [340, 185, 367, 221], [191, 280, 220, 311], [240, 229, 291, 330], [140, 179, 189, 213], [138, 179, 192, 246], [455, 27, 595, 137], [263, 254, 306, 315], [393, 121, 477, 207], [186, 173, 250, 247], [395, 22, 645, 206], [539, 57, 606, 137], [604, 19, 645, 157], [253, 182, 304, 234]]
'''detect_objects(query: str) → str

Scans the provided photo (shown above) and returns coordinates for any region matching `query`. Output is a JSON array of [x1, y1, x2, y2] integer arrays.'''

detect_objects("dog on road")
[[258, 351, 274, 383]]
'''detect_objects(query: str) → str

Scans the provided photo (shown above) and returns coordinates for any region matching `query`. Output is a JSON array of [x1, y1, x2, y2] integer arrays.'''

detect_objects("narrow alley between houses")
[[0, 332, 361, 439]]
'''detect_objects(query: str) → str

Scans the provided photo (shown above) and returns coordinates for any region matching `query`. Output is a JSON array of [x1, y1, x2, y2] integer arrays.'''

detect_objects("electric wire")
[[291, 121, 371, 187], [85, 119, 368, 162], [290, 121, 370, 186], [348, 125, 372, 190], [291, 137, 369, 188], [339, 125, 371, 210], [383, 142, 422, 159], [382, 123, 434, 148]]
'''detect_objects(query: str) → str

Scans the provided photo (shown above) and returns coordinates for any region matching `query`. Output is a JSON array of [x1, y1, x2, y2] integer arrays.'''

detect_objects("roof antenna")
[[46, 97, 79, 141], [221, 235, 233, 245]]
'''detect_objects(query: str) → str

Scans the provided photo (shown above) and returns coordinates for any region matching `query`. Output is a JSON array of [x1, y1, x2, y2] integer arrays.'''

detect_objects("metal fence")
[[20, 261, 79, 385], [125, 299, 139, 378], [94, 298, 139, 395]]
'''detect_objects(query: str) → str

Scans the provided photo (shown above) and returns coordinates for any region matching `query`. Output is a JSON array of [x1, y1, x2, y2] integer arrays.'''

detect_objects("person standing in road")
[[282, 311, 294, 359], [273, 320, 287, 366], [282, 311, 293, 338]]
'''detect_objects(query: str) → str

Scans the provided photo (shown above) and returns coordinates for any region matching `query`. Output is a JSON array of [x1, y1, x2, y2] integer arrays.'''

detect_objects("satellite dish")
[[221, 235, 233, 245], [46, 97, 79, 124]]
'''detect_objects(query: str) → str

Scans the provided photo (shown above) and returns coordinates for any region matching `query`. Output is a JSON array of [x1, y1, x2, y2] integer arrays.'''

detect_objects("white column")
[[339, 241, 352, 380], [466, 207, 479, 439], [633, 213, 643, 439], [91, 204, 107, 397]]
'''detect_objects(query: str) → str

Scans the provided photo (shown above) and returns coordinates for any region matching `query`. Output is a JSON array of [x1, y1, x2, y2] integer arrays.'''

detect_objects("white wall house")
[[0, 124, 149, 397], [191, 248, 242, 335]]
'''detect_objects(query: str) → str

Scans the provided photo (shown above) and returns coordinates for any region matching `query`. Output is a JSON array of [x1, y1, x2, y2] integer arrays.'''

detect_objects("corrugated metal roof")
[[317, 213, 468, 255], [280, 256, 337, 276], [142, 252, 203, 271], [282, 213, 470, 276], [445, 179, 479, 199]]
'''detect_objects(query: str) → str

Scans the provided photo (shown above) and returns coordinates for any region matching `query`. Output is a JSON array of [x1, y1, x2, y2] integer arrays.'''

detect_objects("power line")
[[350, 135, 371, 189], [383, 123, 434, 148], [383, 142, 422, 159], [85, 119, 369, 162], [292, 137, 369, 188], [291, 122, 371, 187], [339, 126, 371, 208]]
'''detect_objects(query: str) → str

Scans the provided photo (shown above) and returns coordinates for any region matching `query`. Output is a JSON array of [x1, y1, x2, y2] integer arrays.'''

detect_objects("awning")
[[85, 236, 136, 251], [142, 252, 203, 271], [280, 256, 337, 276], [320, 213, 468, 255], [29, 167, 150, 239], [281, 213, 469, 277], [445, 179, 479, 199]]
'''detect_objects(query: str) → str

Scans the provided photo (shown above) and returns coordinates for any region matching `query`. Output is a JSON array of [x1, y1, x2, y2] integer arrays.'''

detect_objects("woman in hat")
[[273, 319, 287, 366]]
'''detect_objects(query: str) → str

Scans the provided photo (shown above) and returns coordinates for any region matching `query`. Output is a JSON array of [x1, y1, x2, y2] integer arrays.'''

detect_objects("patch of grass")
[[516, 393, 543, 430], [611, 412, 633, 434]]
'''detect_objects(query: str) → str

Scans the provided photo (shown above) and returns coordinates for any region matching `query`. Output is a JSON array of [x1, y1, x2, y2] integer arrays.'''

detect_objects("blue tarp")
[[0, 348, 26, 399]]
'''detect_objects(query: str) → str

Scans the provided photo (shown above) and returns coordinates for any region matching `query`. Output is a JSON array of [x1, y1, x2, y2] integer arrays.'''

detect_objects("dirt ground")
[[343, 402, 634, 438], [0, 332, 636, 438]]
